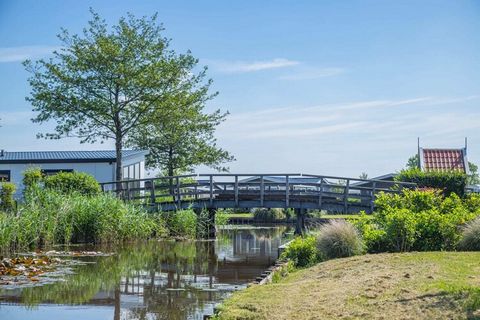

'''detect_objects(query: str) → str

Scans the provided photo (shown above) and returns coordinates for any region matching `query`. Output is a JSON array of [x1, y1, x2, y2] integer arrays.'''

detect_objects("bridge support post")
[[294, 208, 306, 235]]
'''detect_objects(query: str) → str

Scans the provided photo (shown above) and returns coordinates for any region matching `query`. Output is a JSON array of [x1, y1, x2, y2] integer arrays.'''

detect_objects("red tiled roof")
[[422, 149, 466, 172]]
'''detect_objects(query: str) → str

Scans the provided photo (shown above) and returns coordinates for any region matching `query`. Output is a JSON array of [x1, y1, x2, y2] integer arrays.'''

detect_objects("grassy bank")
[[215, 252, 480, 320]]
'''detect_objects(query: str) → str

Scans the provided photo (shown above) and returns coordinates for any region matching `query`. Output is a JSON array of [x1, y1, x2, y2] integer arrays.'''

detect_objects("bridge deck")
[[100, 173, 416, 214]]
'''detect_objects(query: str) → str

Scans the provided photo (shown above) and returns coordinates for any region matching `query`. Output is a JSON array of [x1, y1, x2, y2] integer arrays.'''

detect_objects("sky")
[[0, 0, 479, 178]]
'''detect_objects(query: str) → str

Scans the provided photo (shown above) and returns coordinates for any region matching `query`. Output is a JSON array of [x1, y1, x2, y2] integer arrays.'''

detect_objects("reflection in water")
[[0, 225, 292, 320]]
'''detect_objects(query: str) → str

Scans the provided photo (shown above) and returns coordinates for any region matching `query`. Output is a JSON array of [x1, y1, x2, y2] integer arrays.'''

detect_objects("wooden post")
[[209, 175, 214, 207], [371, 181, 377, 213], [285, 175, 290, 207], [150, 179, 155, 206], [126, 181, 131, 201], [318, 179, 323, 208], [176, 176, 181, 207], [234, 175, 239, 207], [194, 184, 198, 200], [344, 179, 350, 213], [260, 175, 264, 207]]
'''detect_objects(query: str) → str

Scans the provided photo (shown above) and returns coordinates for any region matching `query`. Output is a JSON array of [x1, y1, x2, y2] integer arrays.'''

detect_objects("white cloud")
[[218, 95, 480, 142], [0, 45, 60, 63], [210, 58, 299, 73], [278, 67, 345, 80]]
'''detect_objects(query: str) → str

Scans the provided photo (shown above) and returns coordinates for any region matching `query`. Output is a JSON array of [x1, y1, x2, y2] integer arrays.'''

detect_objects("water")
[[0, 225, 292, 320]]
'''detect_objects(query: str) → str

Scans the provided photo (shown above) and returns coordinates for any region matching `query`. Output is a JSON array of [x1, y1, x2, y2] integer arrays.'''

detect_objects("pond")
[[0, 225, 293, 320]]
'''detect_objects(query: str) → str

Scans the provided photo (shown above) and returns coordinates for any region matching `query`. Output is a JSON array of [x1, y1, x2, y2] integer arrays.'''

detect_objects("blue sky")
[[0, 0, 479, 177]]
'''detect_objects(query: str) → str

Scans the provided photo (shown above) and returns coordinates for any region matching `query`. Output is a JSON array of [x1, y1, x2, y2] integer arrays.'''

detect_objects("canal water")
[[0, 225, 293, 320]]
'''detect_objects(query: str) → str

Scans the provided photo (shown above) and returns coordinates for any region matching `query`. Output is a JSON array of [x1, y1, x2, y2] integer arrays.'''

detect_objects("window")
[[41, 169, 74, 176], [0, 170, 10, 182]]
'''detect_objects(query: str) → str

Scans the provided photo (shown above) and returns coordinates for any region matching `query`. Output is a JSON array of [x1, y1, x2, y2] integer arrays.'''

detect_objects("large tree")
[[24, 10, 207, 184], [129, 90, 234, 176]]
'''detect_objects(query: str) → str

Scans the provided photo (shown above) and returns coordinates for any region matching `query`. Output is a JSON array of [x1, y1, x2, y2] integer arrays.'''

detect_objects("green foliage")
[[406, 154, 420, 170], [164, 209, 198, 239], [458, 217, 480, 251], [43, 171, 101, 196], [281, 236, 318, 268], [215, 209, 231, 226], [354, 189, 479, 253], [396, 168, 467, 197], [252, 208, 286, 221], [22, 167, 43, 190], [0, 187, 166, 251], [316, 220, 364, 260], [0, 182, 16, 212], [468, 161, 480, 185], [24, 10, 219, 181]]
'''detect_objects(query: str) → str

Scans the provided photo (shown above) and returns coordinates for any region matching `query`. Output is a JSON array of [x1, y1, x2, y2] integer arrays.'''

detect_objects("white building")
[[0, 150, 148, 196]]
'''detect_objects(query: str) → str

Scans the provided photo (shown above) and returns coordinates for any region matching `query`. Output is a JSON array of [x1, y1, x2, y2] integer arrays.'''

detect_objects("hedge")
[[395, 168, 467, 197]]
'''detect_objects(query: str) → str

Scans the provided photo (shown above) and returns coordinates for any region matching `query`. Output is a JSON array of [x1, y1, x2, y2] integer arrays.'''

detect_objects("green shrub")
[[22, 167, 43, 190], [355, 189, 479, 253], [316, 220, 364, 260], [0, 182, 16, 212], [281, 236, 318, 268], [458, 217, 480, 251], [396, 168, 467, 197], [252, 208, 286, 221], [44, 171, 101, 196]]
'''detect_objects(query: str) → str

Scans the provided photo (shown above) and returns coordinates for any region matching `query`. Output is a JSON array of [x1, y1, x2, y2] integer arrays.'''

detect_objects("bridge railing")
[[99, 174, 416, 212]]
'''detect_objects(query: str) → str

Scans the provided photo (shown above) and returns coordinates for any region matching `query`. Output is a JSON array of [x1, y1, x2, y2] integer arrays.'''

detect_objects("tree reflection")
[[0, 226, 290, 320]]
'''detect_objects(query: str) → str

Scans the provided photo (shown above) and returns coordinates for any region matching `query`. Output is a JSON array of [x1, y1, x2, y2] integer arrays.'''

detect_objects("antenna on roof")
[[465, 137, 468, 152]]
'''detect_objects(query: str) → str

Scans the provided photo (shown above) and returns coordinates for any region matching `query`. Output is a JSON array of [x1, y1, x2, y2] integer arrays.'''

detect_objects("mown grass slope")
[[215, 252, 480, 320]]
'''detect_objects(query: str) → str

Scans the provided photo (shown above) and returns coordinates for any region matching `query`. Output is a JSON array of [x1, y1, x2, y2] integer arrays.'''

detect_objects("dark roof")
[[0, 150, 148, 164], [421, 148, 467, 173], [239, 176, 328, 184]]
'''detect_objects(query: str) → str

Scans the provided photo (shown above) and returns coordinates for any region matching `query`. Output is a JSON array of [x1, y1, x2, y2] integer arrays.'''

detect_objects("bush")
[[0, 182, 16, 212], [458, 217, 480, 251], [396, 168, 467, 197], [355, 189, 479, 253], [281, 236, 318, 268], [44, 171, 101, 196], [23, 167, 43, 190], [316, 220, 364, 260], [252, 208, 286, 221]]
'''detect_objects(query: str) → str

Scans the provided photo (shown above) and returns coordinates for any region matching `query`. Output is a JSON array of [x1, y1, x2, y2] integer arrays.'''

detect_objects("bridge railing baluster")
[[234, 175, 239, 207], [285, 175, 290, 207], [209, 175, 213, 206]]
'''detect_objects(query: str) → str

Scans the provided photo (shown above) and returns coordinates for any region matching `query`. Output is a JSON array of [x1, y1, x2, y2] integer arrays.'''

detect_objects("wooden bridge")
[[100, 173, 416, 214]]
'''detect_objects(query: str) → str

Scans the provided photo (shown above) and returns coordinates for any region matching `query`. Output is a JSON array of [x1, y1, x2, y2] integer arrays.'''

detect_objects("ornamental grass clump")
[[458, 217, 480, 251], [316, 220, 364, 260]]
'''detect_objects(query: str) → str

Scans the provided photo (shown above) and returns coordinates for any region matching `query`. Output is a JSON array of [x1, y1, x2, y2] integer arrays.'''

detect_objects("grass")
[[214, 252, 480, 320], [228, 213, 254, 219]]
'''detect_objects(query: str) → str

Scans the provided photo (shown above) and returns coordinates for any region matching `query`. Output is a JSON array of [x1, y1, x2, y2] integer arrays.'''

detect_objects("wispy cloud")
[[209, 58, 299, 73], [218, 95, 480, 141], [0, 45, 60, 63], [278, 67, 345, 80]]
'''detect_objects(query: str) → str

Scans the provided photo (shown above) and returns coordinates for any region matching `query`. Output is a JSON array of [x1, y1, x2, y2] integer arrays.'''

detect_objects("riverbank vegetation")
[[214, 252, 480, 320], [216, 176, 480, 319], [0, 169, 226, 253]]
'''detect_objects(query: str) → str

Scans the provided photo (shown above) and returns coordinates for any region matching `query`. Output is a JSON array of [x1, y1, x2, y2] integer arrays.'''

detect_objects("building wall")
[[0, 162, 115, 197]]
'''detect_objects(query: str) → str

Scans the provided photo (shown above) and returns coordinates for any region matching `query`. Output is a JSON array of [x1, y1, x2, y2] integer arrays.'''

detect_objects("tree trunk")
[[115, 134, 123, 192]]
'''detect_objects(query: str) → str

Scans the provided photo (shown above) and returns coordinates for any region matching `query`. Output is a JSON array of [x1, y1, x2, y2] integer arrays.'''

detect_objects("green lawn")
[[214, 252, 480, 320], [227, 213, 254, 219]]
